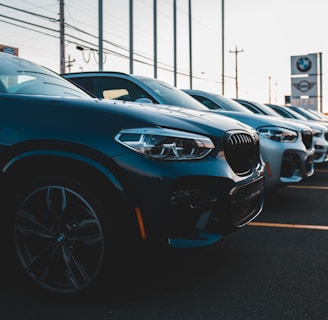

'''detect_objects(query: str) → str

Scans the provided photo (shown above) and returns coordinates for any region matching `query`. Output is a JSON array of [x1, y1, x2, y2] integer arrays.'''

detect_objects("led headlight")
[[311, 128, 322, 137], [257, 126, 298, 142], [115, 127, 215, 160]]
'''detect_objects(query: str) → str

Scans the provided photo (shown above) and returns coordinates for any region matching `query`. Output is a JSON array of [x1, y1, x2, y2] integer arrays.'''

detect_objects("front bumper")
[[111, 151, 265, 249], [167, 175, 264, 248], [313, 137, 328, 163], [259, 137, 314, 189]]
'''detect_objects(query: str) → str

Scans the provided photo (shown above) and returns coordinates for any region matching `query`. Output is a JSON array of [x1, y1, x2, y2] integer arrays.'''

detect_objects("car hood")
[[286, 118, 328, 131], [214, 110, 312, 132], [95, 99, 255, 135], [0, 95, 255, 146]]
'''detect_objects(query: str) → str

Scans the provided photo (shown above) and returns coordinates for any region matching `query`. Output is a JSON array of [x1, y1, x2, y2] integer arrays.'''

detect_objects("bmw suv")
[[0, 54, 265, 295]]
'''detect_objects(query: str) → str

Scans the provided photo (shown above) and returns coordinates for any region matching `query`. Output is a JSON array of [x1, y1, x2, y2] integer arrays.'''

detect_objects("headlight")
[[115, 127, 215, 160], [312, 128, 322, 137], [257, 126, 298, 142]]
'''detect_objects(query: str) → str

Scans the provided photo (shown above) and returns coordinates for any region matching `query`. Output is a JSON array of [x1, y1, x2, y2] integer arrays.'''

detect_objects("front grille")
[[223, 130, 259, 176], [302, 129, 313, 149]]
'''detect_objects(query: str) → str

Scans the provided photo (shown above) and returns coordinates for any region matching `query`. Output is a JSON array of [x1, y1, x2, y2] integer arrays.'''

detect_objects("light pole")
[[221, 0, 224, 95], [268, 75, 271, 104], [59, 0, 65, 74], [98, 0, 103, 71]]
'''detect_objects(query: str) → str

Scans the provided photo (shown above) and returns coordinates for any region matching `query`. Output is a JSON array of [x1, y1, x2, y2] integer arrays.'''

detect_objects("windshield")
[[251, 101, 283, 117], [305, 108, 328, 121], [0, 53, 91, 98], [137, 76, 208, 111], [291, 106, 323, 120], [211, 93, 254, 113], [282, 106, 308, 120]]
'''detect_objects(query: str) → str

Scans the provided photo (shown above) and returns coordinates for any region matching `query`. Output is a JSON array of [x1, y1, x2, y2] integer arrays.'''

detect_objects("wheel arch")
[[0, 149, 141, 242]]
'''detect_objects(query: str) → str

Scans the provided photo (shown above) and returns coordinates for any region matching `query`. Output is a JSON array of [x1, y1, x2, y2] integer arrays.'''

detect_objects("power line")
[[0, 11, 179, 74], [0, 13, 58, 33], [0, 15, 193, 77], [0, 3, 58, 22], [0, 18, 58, 39], [0, 2, 227, 84], [1, 3, 159, 66]]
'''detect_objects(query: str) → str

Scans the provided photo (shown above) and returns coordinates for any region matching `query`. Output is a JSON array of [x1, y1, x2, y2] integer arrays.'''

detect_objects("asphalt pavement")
[[1, 163, 328, 320]]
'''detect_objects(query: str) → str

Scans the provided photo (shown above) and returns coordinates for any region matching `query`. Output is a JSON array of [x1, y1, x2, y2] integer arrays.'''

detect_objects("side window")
[[103, 88, 129, 100], [67, 77, 94, 95], [192, 95, 220, 110], [0, 79, 7, 93], [93, 77, 154, 102]]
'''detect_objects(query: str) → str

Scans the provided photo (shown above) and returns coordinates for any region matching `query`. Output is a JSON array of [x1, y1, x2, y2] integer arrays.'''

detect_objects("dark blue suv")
[[0, 56, 265, 296]]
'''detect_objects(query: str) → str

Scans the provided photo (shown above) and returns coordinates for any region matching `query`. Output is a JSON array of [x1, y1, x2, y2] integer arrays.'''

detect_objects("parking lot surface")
[[1, 164, 328, 320]]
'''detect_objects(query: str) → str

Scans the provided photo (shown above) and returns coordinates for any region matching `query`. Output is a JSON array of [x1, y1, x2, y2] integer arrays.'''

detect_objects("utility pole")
[[98, 0, 103, 71], [188, 0, 192, 89], [268, 75, 271, 104], [59, 0, 65, 74], [229, 45, 243, 98], [153, 0, 157, 78], [66, 55, 75, 73], [129, 0, 133, 74], [173, 0, 177, 87], [319, 52, 323, 112], [221, 0, 225, 95]]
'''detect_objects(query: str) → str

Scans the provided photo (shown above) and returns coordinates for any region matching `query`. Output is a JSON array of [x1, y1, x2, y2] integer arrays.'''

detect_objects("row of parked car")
[[63, 71, 328, 191], [0, 52, 325, 297]]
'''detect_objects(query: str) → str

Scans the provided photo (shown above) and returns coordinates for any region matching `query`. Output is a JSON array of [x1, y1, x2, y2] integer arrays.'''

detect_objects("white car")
[[183, 90, 315, 189], [226, 98, 328, 164], [266, 104, 328, 164]]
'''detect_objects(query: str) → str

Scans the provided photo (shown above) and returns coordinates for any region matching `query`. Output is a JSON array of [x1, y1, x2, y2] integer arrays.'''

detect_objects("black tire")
[[12, 175, 112, 296]]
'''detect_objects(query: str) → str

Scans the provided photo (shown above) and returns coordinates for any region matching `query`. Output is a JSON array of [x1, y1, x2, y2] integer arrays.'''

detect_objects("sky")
[[1, 0, 328, 110]]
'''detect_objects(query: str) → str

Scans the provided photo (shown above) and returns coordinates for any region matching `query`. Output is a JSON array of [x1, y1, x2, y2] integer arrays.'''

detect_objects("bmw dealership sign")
[[290, 53, 322, 111]]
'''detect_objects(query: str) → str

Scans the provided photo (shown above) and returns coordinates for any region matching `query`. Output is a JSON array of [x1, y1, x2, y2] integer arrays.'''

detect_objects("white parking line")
[[287, 185, 328, 190], [255, 178, 328, 230], [249, 222, 328, 230]]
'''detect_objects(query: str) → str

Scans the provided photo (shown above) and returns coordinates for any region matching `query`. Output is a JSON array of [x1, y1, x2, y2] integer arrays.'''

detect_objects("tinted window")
[[93, 77, 155, 102], [137, 77, 207, 110], [192, 95, 221, 110], [210, 94, 254, 113], [0, 55, 89, 98]]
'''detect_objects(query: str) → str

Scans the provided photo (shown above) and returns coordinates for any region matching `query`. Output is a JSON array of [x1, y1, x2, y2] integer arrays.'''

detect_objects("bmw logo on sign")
[[291, 54, 317, 76], [296, 56, 312, 73]]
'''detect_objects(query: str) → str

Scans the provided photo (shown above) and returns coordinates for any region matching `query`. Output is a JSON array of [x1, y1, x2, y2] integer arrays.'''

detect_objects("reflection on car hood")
[[102, 100, 254, 134], [0, 95, 254, 142]]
